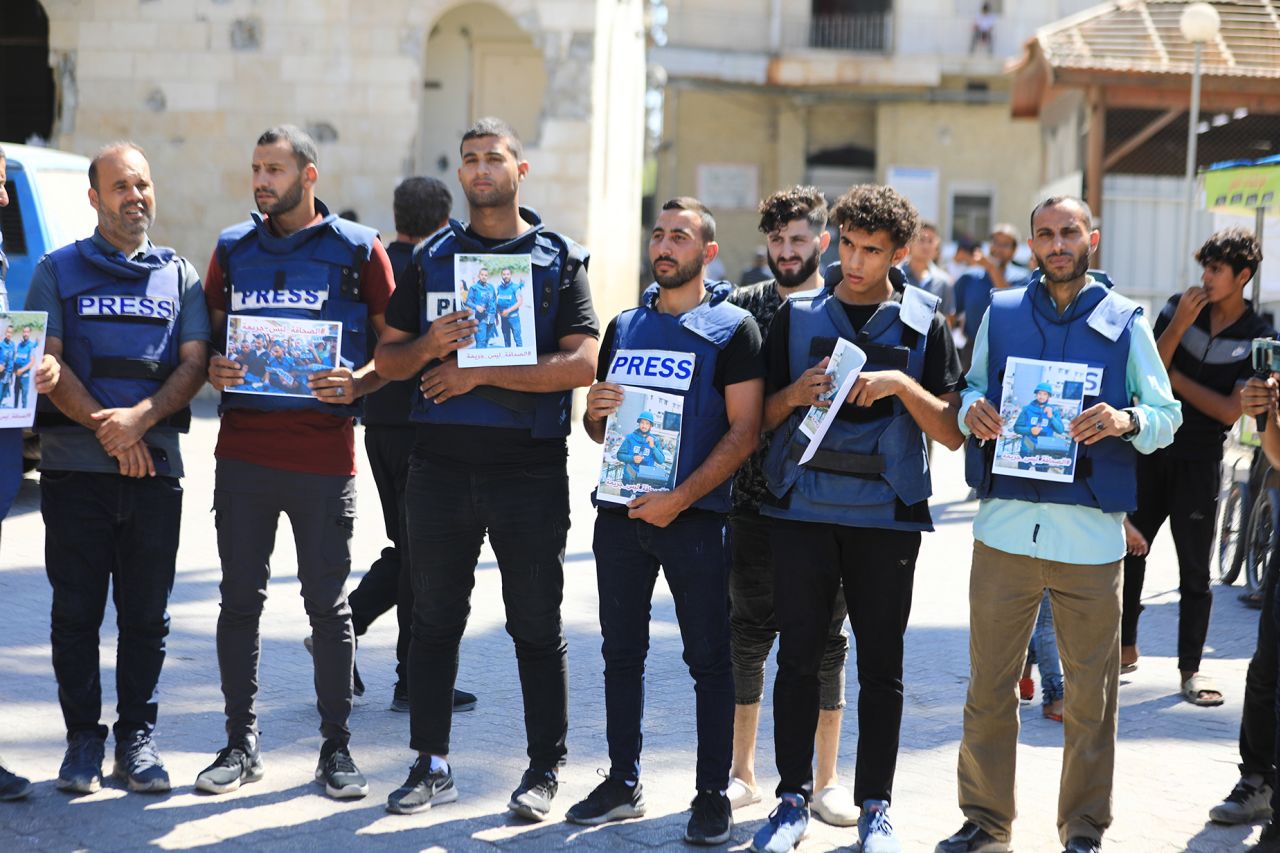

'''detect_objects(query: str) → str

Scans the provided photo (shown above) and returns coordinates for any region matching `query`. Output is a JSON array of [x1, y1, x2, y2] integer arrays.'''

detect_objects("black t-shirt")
[[762, 290, 961, 526], [1154, 294, 1275, 459], [383, 227, 600, 470], [363, 240, 420, 427]]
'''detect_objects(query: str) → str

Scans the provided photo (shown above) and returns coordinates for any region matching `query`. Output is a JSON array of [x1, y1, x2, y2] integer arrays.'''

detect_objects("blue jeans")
[[501, 314, 523, 347], [41, 470, 182, 739], [1028, 589, 1064, 703], [592, 510, 734, 791]]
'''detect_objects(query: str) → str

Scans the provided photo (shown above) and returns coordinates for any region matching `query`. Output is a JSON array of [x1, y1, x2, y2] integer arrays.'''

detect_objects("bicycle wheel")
[[1245, 488, 1277, 592], [1218, 482, 1247, 585]]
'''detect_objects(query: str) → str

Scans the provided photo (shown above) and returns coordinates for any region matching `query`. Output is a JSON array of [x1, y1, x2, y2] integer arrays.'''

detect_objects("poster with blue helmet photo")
[[224, 315, 342, 399], [597, 385, 683, 505], [993, 356, 1089, 483]]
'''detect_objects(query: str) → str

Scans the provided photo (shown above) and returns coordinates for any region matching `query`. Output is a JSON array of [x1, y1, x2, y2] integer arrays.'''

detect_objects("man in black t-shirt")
[[568, 197, 763, 846], [726, 187, 857, 827], [1123, 228, 1274, 708], [751, 185, 962, 853], [375, 119, 599, 822]]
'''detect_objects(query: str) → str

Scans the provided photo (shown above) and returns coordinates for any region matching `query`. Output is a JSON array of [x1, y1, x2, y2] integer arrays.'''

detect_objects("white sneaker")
[[1209, 777, 1273, 824], [811, 784, 859, 827], [727, 776, 762, 809]]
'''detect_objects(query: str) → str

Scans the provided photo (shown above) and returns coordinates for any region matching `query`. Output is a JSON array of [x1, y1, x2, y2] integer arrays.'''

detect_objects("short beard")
[[1034, 249, 1090, 284], [257, 177, 304, 216], [652, 256, 703, 289], [103, 202, 154, 238], [767, 248, 820, 288], [465, 181, 517, 210]]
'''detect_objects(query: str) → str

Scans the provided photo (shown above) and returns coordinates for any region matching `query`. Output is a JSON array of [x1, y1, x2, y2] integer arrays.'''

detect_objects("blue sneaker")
[[751, 793, 809, 852], [859, 799, 901, 853]]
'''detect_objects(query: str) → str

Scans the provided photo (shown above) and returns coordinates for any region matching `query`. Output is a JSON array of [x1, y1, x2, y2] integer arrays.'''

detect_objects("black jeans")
[[405, 455, 569, 770], [213, 459, 357, 743], [1244, 563, 1278, 783], [1123, 450, 1218, 672], [769, 517, 919, 804], [348, 426, 415, 685], [593, 510, 735, 792], [729, 510, 847, 708], [41, 470, 182, 740]]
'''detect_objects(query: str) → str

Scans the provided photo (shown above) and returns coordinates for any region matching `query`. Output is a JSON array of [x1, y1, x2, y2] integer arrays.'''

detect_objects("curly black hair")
[[829, 184, 918, 249], [757, 186, 828, 235], [1196, 227, 1263, 281]]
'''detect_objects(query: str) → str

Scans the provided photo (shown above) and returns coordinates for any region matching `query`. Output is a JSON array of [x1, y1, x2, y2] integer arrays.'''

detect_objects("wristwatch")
[[1121, 407, 1142, 439]]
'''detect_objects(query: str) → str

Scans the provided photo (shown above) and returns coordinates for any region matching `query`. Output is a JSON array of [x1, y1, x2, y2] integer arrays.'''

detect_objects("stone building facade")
[[31, 0, 646, 320]]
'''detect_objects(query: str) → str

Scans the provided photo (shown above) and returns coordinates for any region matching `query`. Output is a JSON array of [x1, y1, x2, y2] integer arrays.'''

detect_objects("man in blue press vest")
[[464, 266, 497, 348], [751, 184, 963, 853], [496, 267, 524, 347], [569, 197, 763, 845], [616, 409, 667, 486], [0, 143, 60, 802], [936, 196, 1181, 853], [376, 117, 599, 822], [12, 326, 37, 408], [198, 125, 396, 801], [344, 175, 476, 714], [26, 142, 210, 796]]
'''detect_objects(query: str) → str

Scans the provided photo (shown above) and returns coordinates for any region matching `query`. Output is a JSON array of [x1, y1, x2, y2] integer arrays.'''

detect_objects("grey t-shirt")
[[25, 230, 211, 476]]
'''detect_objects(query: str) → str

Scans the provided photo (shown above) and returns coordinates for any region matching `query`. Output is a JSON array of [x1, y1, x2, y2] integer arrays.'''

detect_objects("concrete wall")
[[39, 0, 644, 323]]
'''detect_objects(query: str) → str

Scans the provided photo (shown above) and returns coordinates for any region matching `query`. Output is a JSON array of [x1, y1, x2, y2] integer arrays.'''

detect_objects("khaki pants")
[[957, 539, 1121, 846]]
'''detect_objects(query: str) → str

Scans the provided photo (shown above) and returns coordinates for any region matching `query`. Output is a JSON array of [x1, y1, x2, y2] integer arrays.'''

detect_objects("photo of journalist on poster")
[[454, 252, 537, 366], [225, 315, 342, 399], [0, 311, 48, 427], [596, 385, 683, 505], [992, 356, 1089, 482]]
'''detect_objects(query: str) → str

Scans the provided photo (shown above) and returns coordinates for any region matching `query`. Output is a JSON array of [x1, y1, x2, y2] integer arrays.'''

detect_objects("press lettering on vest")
[[77, 295, 177, 320], [229, 289, 327, 312], [427, 294, 457, 322], [606, 348, 696, 391]]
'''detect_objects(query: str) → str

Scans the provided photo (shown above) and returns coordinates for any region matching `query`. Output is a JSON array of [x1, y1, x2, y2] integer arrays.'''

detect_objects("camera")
[[1253, 338, 1280, 374]]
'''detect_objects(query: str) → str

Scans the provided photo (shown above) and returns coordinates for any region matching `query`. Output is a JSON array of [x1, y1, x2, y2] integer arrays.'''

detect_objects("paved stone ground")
[[0, 397, 1268, 851]]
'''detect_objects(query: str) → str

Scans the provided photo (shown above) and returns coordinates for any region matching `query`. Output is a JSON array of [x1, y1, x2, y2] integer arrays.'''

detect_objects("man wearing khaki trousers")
[[934, 196, 1182, 853]]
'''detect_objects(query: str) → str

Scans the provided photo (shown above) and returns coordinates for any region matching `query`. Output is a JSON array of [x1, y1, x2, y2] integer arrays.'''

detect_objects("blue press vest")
[[37, 237, 188, 433], [963, 274, 1140, 513], [600, 280, 748, 514], [762, 285, 938, 531], [217, 201, 374, 418], [409, 210, 587, 439]]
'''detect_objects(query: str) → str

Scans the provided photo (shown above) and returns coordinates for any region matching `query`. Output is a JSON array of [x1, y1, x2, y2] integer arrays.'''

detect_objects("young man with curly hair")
[[1122, 228, 1273, 708], [750, 184, 963, 853]]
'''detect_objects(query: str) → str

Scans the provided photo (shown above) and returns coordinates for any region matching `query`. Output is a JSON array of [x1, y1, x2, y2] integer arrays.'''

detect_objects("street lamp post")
[[1179, 2, 1221, 287]]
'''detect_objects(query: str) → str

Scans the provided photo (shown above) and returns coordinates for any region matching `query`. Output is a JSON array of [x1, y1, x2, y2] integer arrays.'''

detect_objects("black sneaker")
[[303, 636, 363, 697], [935, 822, 1010, 853], [390, 682, 410, 713], [386, 756, 458, 814], [315, 738, 367, 799], [112, 730, 170, 793], [685, 789, 733, 845], [508, 768, 558, 821], [0, 760, 31, 801], [453, 689, 477, 713], [194, 735, 264, 794], [565, 775, 646, 826], [56, 731, 105, 794], [1063, 837, 1100, 853]]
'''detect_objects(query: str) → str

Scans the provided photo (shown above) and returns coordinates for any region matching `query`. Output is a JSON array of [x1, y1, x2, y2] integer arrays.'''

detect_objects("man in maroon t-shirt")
[[193, 125, 394, 800]]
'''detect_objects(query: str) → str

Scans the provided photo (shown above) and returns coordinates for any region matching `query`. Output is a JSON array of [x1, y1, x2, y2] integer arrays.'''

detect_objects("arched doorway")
[[417, 2, 548, 218], [0, 0, 56, 142]]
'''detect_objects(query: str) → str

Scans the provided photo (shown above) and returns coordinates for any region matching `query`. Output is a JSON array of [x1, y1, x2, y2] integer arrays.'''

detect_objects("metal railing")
[[799, 12, 892, 53]]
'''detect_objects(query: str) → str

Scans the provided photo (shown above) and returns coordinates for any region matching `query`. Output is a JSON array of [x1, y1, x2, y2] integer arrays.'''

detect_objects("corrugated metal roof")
[[1036, 0, 1280, 78]]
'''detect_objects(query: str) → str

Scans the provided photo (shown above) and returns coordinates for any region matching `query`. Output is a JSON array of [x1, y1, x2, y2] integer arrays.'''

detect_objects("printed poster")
[[597, 385, 683, 505], [992, 356, 1090, 483], [455, 253, 537, 367], [798, 338, 867, 466], [0, 311, 48, 428], [225, 315, 342, 399]]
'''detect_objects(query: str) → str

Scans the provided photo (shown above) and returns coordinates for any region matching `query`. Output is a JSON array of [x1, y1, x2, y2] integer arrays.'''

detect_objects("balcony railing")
[[796, 12, 892, 53]]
